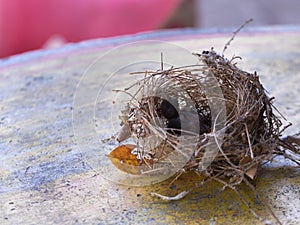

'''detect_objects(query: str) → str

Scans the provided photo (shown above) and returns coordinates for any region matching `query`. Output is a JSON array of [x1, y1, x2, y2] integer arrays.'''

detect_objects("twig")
[[222, 18, 253, 55], [151, 190, 190, 201]]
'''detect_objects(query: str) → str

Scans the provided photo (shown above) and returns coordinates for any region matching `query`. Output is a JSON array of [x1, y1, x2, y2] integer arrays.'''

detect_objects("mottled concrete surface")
[[0, 27, 299, 224]]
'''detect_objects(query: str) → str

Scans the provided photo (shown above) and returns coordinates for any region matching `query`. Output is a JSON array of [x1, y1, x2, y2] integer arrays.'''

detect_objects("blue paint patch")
[[0, 152, 88, 193]]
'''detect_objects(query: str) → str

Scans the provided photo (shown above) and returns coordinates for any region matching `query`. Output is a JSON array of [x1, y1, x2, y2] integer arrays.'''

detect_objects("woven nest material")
[[113, 48, 300, 186], [107, 45, 300, 222], [106, 20, 300, 222]]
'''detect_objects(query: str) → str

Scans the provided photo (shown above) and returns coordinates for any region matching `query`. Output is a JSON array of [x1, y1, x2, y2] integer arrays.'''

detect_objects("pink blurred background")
[[1, 0, 300, 58], [0, 0, 181, 58]]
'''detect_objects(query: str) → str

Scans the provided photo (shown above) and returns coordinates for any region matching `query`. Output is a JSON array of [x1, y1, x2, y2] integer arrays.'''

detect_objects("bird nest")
[[106, 23, 300, 223], [111, 48, 300, 177]]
